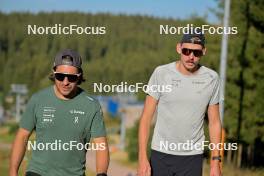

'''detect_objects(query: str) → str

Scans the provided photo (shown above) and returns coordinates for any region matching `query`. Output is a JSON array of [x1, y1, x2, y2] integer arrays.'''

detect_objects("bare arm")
[[9, 128, 31, 176], [138, 95, 158, 176], [93, 137, 109, 174], [208, 104, 222, 175]]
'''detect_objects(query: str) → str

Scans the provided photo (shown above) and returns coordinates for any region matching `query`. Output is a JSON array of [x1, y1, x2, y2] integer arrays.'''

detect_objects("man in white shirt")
[[138, 30, 222, 176]]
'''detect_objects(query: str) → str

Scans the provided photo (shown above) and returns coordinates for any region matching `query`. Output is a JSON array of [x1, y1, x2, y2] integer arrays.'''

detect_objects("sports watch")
[[212, 156, 222, 162]]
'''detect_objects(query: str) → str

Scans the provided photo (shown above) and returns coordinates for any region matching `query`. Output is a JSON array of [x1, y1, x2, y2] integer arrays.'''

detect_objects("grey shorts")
[[150, 150, 203, 176]]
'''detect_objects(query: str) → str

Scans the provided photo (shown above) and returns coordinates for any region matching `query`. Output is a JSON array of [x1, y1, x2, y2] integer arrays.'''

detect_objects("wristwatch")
[[212, 156, 222, 162]]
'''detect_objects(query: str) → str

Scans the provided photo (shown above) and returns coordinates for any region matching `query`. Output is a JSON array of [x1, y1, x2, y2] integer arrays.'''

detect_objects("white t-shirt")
[[147, 61, 220, 155]]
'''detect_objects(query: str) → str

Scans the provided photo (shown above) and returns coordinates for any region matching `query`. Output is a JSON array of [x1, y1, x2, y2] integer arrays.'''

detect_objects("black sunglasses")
[[181, 48, 204, 57], [54, 72, 81, 82]]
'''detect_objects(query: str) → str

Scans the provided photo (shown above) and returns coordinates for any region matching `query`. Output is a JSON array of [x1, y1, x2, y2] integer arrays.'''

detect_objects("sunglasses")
[[54, 72, 81, 82], [181, 48, 204, 57]]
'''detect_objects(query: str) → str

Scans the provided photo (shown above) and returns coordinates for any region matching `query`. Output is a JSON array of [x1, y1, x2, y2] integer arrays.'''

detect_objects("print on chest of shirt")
[[160, 73, 214, 104], [37, 103, 89, 136], [42, 106, 56, 123]]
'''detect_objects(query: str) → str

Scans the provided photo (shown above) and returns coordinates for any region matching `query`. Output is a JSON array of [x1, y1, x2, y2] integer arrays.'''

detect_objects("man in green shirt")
[[9, 49, 109, 176]]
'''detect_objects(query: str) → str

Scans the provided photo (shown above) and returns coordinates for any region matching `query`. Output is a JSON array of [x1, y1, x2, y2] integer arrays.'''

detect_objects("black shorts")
[[25, 171, 41, 176], [150, 150, 203, 176]]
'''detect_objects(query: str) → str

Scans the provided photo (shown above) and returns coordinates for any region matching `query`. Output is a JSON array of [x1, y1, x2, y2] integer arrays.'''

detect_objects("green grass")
[[0, 132, 15, 143], [0, 126, 16, 143], [202, 160, 264, 176], [0, 148, 10, 175]]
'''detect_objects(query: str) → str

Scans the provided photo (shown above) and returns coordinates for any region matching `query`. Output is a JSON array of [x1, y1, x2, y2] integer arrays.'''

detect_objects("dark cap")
[[181, 29, 205, 47], [53, 49, 82, 69]]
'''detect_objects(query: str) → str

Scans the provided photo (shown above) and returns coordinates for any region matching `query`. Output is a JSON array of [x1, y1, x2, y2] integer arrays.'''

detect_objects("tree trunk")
[[227, 149, 232, 164], [236, 144, 243, 168], [236, 1, 250, 143], [247, 144, 254, 166]]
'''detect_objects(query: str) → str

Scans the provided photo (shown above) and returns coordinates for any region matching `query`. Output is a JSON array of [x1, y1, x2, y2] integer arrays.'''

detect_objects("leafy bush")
[[8, 123, 19, 134], [126, 119, 154, 162]]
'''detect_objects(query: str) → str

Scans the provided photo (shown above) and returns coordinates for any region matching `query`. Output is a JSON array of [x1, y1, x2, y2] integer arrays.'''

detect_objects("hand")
[[137, 157, 151, 176], [210, 161, 222, 176]]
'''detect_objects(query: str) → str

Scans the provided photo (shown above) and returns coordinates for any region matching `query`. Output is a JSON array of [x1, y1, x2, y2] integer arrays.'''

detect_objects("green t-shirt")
[[20, 86, 106, 176]]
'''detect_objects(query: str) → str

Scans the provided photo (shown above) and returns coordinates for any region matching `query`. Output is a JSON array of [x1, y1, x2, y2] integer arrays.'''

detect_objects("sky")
[[0, 0, 220, 23]]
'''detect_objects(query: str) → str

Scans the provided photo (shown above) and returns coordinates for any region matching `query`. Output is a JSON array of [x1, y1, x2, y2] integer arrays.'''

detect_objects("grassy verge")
[[0, 126, 16, 143]]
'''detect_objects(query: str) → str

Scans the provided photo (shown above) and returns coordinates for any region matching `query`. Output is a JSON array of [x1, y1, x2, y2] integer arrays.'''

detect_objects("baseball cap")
[[53, 49, 82, 69], [181, 29, 205, 47]]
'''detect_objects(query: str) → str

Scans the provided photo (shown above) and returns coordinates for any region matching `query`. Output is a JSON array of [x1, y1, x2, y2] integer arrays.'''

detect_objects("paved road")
[[0, 143, 11, 150], [86, 150, 137, 176]]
